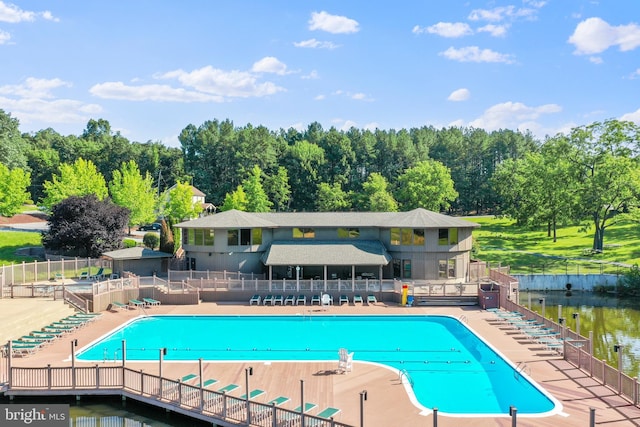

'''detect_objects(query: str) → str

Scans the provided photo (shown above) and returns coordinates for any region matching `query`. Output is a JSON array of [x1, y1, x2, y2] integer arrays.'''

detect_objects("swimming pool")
[[77, 315, 560, 416]]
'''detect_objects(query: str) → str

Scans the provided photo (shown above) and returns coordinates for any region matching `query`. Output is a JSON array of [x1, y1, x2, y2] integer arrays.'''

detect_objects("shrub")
[[123, 239, 137, 248], [143, 233, 159, 250]]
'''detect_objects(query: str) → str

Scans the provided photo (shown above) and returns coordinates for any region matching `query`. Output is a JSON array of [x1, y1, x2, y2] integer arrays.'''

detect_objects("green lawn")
[[466, 216, 640, 274], [0, 231, 43, 265]]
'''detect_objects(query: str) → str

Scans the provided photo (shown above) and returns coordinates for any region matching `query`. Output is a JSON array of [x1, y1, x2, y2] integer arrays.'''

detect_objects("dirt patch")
[[0, 212, 48, 224]]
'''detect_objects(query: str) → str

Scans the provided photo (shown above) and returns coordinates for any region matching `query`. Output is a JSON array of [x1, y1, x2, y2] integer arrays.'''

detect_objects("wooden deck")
[[3, 299, 640, 426]]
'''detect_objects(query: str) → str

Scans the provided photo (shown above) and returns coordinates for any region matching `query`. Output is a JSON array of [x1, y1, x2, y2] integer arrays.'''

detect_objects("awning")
[[261, 240, 392, 266]]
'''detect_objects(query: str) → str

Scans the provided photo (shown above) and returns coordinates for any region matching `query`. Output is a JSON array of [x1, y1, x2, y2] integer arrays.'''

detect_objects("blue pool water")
[[77, 315, 559, 416]]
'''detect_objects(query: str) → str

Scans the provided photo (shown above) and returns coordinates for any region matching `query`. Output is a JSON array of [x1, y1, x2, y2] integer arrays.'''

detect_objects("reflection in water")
[[0, 396, 209, 427], [521, 291, 640, 378]]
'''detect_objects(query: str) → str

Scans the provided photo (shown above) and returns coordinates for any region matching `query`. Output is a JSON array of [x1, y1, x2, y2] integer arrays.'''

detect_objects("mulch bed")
[[0, 212, 48, 224]]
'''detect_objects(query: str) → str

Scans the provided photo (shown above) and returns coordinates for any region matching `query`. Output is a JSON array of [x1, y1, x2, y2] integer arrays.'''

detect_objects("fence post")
[[47, 364, 52, 389], [589, 331, 594, 377], [432, 407, 438, 427], [602, 359, 607, 386], [510, 406, 517, 427], [589, 407, 595, 427], [95, 364, 100, 389]]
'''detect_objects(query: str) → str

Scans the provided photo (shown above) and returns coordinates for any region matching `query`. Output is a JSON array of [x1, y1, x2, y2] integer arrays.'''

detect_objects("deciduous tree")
[[110, 160, 157, 233], [41, 158, 108, 209], [243, 165, 272, 212], [396, 160, 458, 211], [42, 195, 129, 257], [0, 165, 31, 217]]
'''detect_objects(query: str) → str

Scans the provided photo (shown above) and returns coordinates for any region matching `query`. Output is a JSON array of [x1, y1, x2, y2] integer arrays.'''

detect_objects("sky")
[[0, 1, 639, 148]]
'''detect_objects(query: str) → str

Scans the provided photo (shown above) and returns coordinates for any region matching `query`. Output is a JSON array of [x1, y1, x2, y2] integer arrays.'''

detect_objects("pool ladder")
[[458, 314, 468, 323], [399, 369, 415, 389], [515, 362, 530, 379]]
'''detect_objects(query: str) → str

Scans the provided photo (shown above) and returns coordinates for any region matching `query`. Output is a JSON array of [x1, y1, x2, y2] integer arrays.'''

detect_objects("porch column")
[[352, 265, 356, 291], [324, 265, 328, 290]]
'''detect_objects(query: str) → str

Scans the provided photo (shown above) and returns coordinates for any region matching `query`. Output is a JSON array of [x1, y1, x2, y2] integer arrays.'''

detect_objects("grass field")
[[0, 231, 42, 265], [467, 216, 640, 274]]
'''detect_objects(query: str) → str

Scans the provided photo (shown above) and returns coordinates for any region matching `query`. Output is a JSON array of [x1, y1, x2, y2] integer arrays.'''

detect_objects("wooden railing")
[[502, 297, 640, 407], [6, 365, 353, 427]]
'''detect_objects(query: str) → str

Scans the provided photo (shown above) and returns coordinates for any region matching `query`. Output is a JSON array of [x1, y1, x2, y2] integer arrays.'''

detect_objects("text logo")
[[0, 404, 69, 426]]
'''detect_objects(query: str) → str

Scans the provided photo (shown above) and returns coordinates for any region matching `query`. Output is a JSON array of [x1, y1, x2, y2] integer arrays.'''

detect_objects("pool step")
[[412, 296, 478, 306]]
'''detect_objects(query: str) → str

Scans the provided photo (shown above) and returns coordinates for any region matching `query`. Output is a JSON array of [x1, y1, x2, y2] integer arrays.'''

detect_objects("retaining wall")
[[514, 273, 620, 291]]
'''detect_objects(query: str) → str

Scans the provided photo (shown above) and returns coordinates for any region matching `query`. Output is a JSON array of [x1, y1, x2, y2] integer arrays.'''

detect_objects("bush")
[[143, 233, 159, 250], [123, 239, 137, 248]]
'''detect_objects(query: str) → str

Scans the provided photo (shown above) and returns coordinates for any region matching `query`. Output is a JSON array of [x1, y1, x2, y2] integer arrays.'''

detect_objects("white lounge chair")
[[321, 293, 333, 308], [249, 294, 261, 305]]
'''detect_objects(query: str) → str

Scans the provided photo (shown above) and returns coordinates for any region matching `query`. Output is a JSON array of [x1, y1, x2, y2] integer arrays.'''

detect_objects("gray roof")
[[261, 240, 392, 266], [176, 208, 479, 229], [101, 247, 174, 261]]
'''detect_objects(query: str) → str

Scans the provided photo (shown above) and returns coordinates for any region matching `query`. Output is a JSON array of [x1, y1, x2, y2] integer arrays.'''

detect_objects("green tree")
[[242, 165, 272, 212], [316, 182, 350, 211], [163, 180, 203, 223], [40, 158, 108, 209], [220, 185, 249, 211], [283, 140, 325, 210], [159, 219, 175, 254], [396, 159, 458, 211], [0, 109, 28, 169], [0, 165, 31, 217], [265, 166, 291, 211], [143, 233, 159, 250], [563, 120, 640, 251], [110, 160, 157, 233], [361, 172, 398, 212]]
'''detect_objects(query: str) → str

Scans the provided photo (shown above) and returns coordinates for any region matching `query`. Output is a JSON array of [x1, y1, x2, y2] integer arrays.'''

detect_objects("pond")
[[0, 395, 210, 426], [521, 290, 640, 378]]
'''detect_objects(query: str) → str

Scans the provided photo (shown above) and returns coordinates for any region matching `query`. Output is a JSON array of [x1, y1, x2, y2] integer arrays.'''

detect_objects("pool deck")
[[4, 299, 640, 426]]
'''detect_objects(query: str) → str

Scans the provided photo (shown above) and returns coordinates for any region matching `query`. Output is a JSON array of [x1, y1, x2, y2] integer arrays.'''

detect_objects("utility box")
[[479, 282, 500, 310]]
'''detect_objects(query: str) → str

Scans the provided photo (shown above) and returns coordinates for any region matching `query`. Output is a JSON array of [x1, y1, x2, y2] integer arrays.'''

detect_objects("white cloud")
[[309, 11, 359, 34], [339, 119, 358, 131], [363, 122, 379, 131], [630, 69, 640, 79], [251, 57, 290, 75], [589, 56, 603, 64], [468, 5, 540, 22], [0, 1, 57, 22], [0, 29, 10, 44], [301, 70, 319, 80], [448, 88, 470, 101], [157, 65, 285, 98], [620, 108, 640, 124], [477, 24, 508, 37], [418, 22, 473, 38], [351, 92, 372, 101], [440, 46, 515, 63], [568, 17, 640, 55], [294, 38, 339, 49], [314, 94, 325, 100], [90, 82, 223, 102], [0, 95, 101, 125], [0, 77, 71, 98], [468, 101, 562, 132]]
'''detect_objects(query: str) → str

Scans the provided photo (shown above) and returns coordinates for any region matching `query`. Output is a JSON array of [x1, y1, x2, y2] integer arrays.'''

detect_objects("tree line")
[[1, 109, 640, 251]]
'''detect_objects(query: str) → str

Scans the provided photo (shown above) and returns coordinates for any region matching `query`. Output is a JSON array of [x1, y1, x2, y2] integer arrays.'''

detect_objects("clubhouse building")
[[175, 209, 479, 284]]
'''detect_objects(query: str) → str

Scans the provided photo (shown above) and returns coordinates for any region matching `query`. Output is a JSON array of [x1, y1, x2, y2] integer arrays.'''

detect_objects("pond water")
[[0, 396, 210, 426], [521, 291, 640, 378]]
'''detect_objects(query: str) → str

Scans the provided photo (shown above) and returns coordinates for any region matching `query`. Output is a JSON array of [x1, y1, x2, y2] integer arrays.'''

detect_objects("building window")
[[393, 259, 401, 277], [184, 228, 214, 246], [240, 228, 251, 245], [293, 228, 315, 238], [252, 228, 262, 245], [204, 229, 214, 246], [449, 228, 458, 245], [439, 259, 456, 278], [390, 228, 401, 246], [402, 260, 412, 279], [438, 260, 447, 278], [401, 228, 412, 245], [413, 229, 425, 246], [338, 228, 360, 238], [228, 229, 239, 246], [228, 228, 259, 246], [438, 228, 458, 245]]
